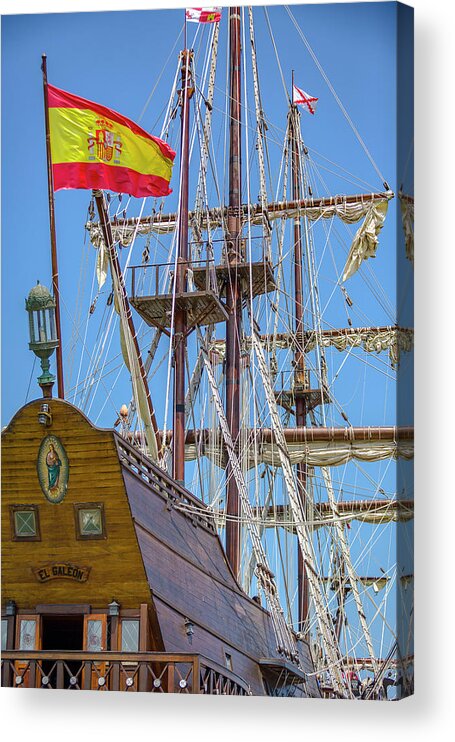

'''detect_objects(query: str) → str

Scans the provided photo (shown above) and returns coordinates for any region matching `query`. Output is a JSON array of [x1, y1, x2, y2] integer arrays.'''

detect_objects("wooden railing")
[[129, 258, 216, 300], [115, 435, 216, 533], [1, 651, 251, 695]]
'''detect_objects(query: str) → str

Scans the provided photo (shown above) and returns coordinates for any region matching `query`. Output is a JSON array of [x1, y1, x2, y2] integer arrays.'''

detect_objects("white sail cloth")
[[184, 436, 413, 469], [305, 327, 413, 368], [209, 326, 413, 368], [95, 239, 108, 289], [341, 200, 389, 281], [112, 274, 159, 460], [257, 501, 413, 531], [399, 195, 414, 263], [87, 195, 392, 282]]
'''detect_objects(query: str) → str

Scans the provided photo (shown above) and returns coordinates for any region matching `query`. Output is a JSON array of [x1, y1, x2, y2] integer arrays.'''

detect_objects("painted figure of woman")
[[46, 443, 62, 494]]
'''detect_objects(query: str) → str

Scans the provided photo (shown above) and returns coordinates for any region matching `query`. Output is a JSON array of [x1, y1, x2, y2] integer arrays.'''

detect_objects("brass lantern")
[[25, 281, 59, 397]]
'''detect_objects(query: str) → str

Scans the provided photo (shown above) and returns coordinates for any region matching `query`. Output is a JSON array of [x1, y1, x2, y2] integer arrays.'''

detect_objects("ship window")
[[10, 505, 40, 541], [86, 619, 103, 651], [224, 652, 233, 671], [19, 619, 38, 650], [1, 619, 8, 650], [74, 503, 106, 539], [121, 620, 139, 652]]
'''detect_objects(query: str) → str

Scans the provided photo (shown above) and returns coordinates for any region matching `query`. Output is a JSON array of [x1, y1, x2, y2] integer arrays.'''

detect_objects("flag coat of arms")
[[47, 84, 176, 198], [292, 84, 319, 115], [185, 7, 222, 23]]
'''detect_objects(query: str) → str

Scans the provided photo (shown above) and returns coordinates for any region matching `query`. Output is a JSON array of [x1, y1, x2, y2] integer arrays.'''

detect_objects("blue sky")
[[1, 2, 411, 427]]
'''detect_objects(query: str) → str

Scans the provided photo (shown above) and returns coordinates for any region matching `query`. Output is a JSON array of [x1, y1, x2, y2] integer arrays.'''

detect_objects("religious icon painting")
[[37, 434, 69, 503]]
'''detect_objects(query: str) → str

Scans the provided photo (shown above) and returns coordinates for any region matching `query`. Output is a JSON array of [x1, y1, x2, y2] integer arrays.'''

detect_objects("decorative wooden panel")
[[1, 399, 151, 612]]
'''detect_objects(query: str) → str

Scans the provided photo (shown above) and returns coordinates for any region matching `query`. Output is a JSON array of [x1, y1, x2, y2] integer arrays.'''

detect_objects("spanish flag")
[[185, 8, 222, 23], [47, 84, 176, 198]]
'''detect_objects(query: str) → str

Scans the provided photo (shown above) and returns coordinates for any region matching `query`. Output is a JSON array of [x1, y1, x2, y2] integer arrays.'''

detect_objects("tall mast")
[[173, 48, 192, 484], [289, 73, 309, 633], [225, 6, 243, 577], [41, 54, 65, 399]]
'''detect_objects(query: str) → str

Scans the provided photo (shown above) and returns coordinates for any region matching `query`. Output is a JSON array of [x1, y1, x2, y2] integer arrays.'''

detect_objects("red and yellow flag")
[[185, 7, 222, 23], [47, 84, 176, 198]]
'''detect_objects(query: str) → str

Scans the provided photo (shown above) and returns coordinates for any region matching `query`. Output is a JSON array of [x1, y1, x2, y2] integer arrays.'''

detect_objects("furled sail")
[[245, 500, 414, 532], [175, 427, 414, 469], [95, 238, 108, 288], [341, 200, 389, 281], [208, 326, 413, 368], [87, 192, 393, 281], [399, 192, 414, 263], [111, 263, 158, 460]]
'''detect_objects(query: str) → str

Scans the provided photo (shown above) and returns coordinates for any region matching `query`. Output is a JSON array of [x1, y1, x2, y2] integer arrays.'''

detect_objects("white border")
[[1, 1, 454, 740]]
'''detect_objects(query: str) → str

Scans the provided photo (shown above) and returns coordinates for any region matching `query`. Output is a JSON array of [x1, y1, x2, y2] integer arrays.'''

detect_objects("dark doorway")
[[41, 615, 84, 650], [41, 615, 84, 688]]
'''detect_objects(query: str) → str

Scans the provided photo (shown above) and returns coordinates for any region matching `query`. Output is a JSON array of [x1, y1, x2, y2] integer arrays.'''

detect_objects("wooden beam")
[[176, 425, 414, 445], [95, 190, 393, 234]]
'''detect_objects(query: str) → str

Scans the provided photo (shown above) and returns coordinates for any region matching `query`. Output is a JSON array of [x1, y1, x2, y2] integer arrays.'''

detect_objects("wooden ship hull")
[[1, 397, 320, 696]]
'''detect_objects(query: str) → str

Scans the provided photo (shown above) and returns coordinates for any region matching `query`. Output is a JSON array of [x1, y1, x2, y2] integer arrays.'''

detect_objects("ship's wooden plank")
[[130, 290, 228, 329], [1, 399, 152, 611], [123, 468, 234, 584], [133, 509, 278, 658], [192, 260, 276, 299], [153, 597, 267, 696]]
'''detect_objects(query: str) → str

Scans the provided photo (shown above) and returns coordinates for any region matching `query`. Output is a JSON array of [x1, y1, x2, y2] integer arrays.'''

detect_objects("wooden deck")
[[192, 259, 276, 299], [130, 290, 229, 332], [275, 387, 331, 414]]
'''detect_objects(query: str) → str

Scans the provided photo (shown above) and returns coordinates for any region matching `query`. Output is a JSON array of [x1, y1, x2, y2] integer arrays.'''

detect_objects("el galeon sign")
[[33, 562, 90, 583]]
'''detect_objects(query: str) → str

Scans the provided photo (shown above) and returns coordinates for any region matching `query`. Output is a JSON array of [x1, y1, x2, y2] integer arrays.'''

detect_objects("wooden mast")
[[93, 190, 160, 448], [225, 6, 243, 578], [289, 72, 309, 633], [41, 54, 65, 399], [173, 48, 192, 484]]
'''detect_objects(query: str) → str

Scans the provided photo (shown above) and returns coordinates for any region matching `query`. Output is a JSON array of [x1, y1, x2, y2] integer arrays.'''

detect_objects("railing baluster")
[[193, 656, 200, 694], [83, 661, 92, 690], [29, 660, 37, 689], [56, 661, 64, 689], [167, 662, 175, 693], [1, 660, 13, 687], [138, 661, 148, 692], [111, 661, 120, 691]]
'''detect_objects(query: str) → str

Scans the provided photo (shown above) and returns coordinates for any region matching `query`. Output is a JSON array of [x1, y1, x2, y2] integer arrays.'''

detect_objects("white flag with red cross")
[[292, 84, 319, 115]]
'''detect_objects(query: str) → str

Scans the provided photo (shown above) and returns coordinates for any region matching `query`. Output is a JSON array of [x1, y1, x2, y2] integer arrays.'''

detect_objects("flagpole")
[[184, 8, 187, 51], [41, 53, 65, 399]]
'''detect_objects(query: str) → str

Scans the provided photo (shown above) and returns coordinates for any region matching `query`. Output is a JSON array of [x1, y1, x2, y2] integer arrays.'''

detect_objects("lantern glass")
[[30, 306, 57, 345], [25, 282, 58, 351]]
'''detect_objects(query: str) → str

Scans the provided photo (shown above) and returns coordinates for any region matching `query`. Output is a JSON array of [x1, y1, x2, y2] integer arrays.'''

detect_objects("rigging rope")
[[250, 327, 348, 696], [201, 342, 300, 663], [284, 5, 388, 188]]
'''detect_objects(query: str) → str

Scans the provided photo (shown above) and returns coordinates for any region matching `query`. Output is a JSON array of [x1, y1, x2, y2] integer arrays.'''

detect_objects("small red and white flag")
[[293, 84, 318, 115], [186, 7, 222, 24]]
